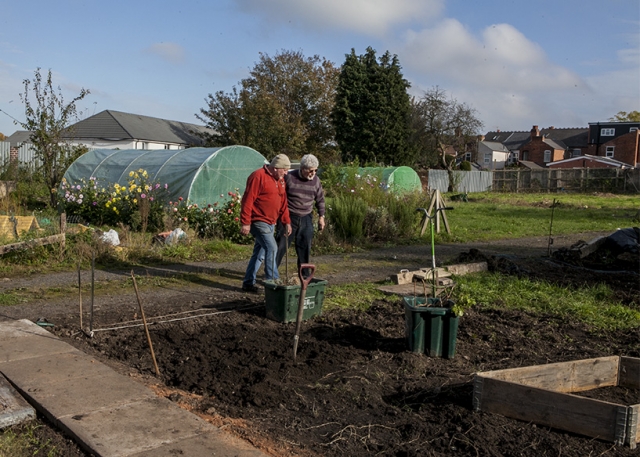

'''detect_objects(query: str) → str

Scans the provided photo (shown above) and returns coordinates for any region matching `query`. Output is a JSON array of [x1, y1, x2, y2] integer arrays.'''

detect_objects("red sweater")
[[240, 166, 291, 226]]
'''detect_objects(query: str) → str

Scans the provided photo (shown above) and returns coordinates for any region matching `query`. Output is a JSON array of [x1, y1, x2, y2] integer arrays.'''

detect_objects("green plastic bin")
[[403, 297, 459, 358], [264, 279, 327, 323]]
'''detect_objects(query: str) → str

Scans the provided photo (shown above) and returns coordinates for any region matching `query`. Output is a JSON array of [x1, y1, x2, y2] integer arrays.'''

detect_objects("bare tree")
[[410, 87, 483, 180], [19, 68, 90, 206]]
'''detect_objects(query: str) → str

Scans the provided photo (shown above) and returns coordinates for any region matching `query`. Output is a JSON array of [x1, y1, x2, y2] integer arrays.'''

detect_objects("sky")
[[1, 0, 638, 138]]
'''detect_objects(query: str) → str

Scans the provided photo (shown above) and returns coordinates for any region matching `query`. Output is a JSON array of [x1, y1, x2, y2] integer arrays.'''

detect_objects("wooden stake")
[[78, 263, 83, 331], [131, 271, 160, 376]]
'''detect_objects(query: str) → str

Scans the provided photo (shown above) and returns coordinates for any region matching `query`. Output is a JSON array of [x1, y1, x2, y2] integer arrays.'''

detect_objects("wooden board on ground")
[[473, 356, 640, 448], [390, 262, 488, 285], [0, 216, 40, 240]]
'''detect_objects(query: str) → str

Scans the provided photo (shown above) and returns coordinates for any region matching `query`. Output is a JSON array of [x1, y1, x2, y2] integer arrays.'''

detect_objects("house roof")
[[5, 130, 32, 147], [485, 127, 588, 151], [479, 141, 510, 153], [542, 138, 565, 150], [518, 160, 544, 170], [65, 110, 213, 146], [547, 154, 632, 169]]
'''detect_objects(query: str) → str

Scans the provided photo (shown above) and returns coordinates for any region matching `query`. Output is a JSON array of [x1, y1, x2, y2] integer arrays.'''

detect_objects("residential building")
[[586, 121, 640, 167], [484, 125, 589, 167], [476, 140, 510, 169], [63, 110, 213, 150]]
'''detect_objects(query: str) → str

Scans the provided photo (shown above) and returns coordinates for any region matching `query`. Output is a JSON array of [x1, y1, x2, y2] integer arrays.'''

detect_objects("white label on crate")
[[304, 297, 316, 309]]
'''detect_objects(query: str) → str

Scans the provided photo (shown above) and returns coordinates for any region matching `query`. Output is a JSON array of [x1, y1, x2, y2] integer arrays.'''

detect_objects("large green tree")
[[409, 86, 483, 171], [331, 47, 415, 165], [198, 50, 339, 162]]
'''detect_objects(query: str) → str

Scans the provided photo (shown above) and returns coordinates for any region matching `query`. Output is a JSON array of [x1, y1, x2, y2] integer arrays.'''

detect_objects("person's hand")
[[318, 216, 325, 231], [240, 224, 251, 236], [285, 223, 292, 236]]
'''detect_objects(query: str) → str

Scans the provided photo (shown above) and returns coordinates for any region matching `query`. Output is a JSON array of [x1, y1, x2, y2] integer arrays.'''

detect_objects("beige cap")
[[270, 154, 291, 169]]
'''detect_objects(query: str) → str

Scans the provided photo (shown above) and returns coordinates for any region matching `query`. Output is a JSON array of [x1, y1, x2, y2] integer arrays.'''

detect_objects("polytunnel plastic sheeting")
[[61, 146, 268, 206], [358, 166, 422, 194]]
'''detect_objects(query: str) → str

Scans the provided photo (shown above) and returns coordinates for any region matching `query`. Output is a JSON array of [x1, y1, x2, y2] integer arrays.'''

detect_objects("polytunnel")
[[358, 166, 422, 194], [61, 146, 268, 206]]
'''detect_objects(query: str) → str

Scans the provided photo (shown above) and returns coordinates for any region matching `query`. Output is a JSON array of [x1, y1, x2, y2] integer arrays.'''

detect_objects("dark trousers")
[[276, 213, 314, 278]]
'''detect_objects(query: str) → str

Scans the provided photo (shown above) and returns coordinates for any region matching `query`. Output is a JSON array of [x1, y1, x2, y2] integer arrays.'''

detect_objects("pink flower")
[[92, 201, 97, 206], [227, 209, 232, 214], [234, 217, 239, 221], [179, 197, 183, 201], [140, 194, 146, 199], [149, 197, 154, 201]]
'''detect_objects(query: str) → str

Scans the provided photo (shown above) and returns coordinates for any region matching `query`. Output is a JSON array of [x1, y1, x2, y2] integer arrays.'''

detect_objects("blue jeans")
[[243, 222, 279, 287]]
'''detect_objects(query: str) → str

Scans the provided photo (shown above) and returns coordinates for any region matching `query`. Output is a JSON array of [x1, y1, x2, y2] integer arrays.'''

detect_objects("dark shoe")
[[242, 284, 261, 293]]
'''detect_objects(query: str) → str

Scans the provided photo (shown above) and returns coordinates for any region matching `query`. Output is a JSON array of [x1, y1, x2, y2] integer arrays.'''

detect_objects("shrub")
[[59, 169, 168, 232], [326, 195, 367, 241], [321, 164, 428, 243], [169, 190, 252, 244]]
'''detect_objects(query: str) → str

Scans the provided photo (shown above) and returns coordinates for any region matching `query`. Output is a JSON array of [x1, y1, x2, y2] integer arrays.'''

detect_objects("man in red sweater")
[[240, 154, 292, 292]]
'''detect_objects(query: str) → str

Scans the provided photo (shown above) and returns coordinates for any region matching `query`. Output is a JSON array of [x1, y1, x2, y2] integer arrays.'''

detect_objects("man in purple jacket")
[[276, 154, 325, 279]]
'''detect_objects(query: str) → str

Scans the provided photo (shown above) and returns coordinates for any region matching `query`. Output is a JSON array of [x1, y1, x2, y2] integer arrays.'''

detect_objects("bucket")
[[403, 296, 459, 358], [264, 278, 327, 323]]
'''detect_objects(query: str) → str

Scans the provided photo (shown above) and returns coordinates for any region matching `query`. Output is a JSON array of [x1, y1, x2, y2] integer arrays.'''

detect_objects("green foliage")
[[609, 110, 640, 122], [455, 273, 639, 330], [197, 50, 340, 163], [327, 195, 367, 241], [19, 68, 90, 207], [59, 169, 168, 232], [332, 47, 415, 165], [169, 190, 253, 244], [459, 160, 472, 171], [322, 164, 427, 243], [323, 282, 387, 311], [439, 192, 639, 243], [0, 423, 60, 457]]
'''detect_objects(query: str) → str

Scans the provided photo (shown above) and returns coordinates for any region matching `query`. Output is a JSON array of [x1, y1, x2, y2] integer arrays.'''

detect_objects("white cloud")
[[235, 0, 443, 36], [144, 42, 186, 64], [401, 20, 586, 93]]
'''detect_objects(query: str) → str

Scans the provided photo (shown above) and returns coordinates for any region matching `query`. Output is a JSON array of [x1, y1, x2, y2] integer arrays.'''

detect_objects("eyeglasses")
[[304, 168, 318, 174]]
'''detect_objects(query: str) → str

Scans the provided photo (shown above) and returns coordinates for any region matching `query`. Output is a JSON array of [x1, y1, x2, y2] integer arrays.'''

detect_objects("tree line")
[[11, 51, 639, 211], [197, 47, 484, 171]]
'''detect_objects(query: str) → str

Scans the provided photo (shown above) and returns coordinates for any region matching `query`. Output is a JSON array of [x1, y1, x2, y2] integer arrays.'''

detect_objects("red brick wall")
[[586, 131, 639, 166], [10, 147, 18, 162], [520, 136, 564, 166]]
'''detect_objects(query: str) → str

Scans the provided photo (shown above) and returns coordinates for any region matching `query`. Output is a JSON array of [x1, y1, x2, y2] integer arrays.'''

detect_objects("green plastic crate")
[[403, 296, 459, 358], [264, 278, 327, 323]]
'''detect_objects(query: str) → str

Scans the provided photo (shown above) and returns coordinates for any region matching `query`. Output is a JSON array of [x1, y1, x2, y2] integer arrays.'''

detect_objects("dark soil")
[[3, 231, 639, 457]]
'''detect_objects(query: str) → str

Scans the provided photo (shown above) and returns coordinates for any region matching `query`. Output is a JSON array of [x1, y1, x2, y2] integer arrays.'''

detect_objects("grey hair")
[[300, 154, 319, 169]]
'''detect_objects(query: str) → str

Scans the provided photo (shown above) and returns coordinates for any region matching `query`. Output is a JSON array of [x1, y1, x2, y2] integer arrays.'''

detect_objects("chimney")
[[477, 135, 485, 141], [548, 126, 555, 129], [531, 125, 540, 139]]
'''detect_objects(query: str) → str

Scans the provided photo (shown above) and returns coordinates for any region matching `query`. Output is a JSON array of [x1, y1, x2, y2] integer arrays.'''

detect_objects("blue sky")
[[1, 0, 638, 138]]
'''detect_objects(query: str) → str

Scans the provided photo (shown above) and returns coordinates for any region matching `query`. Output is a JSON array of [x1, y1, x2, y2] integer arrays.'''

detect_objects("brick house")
[[485, 126, 588, 167], [586, 121, 639, 167]]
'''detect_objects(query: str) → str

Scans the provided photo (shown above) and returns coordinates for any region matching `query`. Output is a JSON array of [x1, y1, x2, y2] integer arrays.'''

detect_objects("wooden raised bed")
[[473, 356, 639, 448]]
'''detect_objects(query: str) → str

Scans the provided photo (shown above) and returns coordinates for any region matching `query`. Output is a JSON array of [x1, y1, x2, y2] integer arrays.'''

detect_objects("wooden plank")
[[478, 356, 619, 393], [391, 268, 451, 285], [0, 233, 65, 256], [620, 357, 640, 389], [474, 376, 624, 444], [626, 405, 639, 449]]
